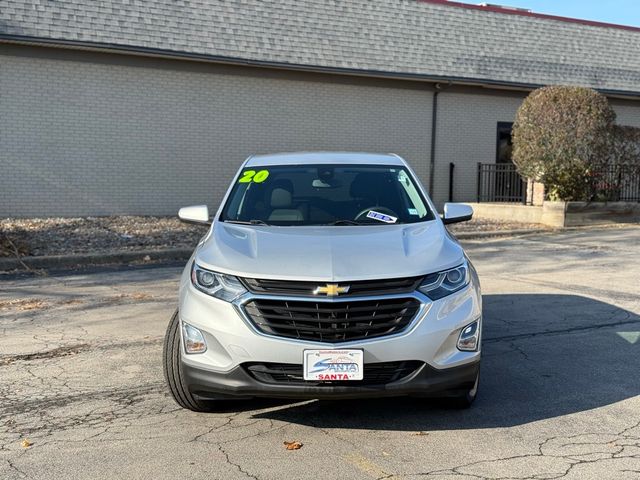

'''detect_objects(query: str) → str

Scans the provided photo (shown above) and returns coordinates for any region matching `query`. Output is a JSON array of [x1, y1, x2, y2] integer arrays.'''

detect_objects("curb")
[[451, 222, 638, 240], [0, 248, 193, 272], [453, 228, 551, 239]]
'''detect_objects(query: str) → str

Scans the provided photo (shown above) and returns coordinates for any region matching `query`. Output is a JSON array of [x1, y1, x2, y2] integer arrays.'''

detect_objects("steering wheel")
[[354, 206, 399, 222]]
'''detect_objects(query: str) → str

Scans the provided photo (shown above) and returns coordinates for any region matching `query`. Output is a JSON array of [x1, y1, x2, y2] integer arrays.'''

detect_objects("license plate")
[[303, 349, 364, 381]]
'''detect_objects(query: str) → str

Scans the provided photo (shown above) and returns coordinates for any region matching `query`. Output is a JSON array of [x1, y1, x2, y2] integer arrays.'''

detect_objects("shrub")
[[610, 125, 640, 165], [512, 86, 616, 201], [587, 125, 640, 201]]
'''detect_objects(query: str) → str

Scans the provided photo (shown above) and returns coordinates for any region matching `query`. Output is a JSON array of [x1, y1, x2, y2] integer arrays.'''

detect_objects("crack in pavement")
[[497, 275, 640, 305], [0, 383, 165, 420], [5, 458, 28, 479], [405, 420, 640, 479], [0, 344, 91, 366], [183, 415, 294, 480], [218, 443, 260, 480], [0, 337, 165, 369], [483, 316, 640, 344]]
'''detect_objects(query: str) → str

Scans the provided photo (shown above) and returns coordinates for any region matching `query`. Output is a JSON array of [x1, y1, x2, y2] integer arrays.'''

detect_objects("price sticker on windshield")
[[238, 169, 270, 183], [366, 210, 398, 224]]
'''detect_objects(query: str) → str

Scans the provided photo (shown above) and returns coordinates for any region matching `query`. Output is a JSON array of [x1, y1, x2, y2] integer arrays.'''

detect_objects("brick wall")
[[0, 45, 433, 217], [611, 101, 640, 127], [433, 90, 526, 205]]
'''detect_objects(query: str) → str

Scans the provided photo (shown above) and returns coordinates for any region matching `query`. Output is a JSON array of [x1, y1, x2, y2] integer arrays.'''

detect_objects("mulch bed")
[[0, 217, 208, 258]]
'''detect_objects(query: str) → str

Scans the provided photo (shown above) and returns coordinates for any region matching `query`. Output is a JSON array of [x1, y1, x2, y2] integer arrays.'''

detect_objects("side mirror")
[[442, 203, 473, 225], [178, 205, 211, 226]]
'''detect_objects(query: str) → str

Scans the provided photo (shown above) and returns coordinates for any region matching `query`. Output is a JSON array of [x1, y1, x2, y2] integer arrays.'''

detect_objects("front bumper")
[[183, 358, 480, 400], [178, 266, 482, 399]]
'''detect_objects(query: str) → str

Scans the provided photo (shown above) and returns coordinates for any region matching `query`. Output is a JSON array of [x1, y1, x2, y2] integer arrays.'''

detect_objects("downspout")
[[428, 82, 451, 196]]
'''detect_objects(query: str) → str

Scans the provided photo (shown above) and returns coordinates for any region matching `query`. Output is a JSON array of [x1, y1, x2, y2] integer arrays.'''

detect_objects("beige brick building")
[[1, 0, 640, 216]]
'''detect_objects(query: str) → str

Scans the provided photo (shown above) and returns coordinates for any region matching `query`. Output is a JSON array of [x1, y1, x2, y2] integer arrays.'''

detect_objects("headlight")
[[191, 263, 247, 302], [418, 261, 469, 300]]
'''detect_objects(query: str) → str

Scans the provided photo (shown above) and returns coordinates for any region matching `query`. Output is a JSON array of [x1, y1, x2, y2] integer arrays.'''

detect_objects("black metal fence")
[[590, 164, 640, 202], [477, 163, 526, 203], [476, 162, 640, 203]]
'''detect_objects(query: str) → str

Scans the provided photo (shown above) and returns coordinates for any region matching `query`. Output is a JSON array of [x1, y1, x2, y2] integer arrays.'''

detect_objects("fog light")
[[182, 322, 207, 354], [457, 320, 480, 352]]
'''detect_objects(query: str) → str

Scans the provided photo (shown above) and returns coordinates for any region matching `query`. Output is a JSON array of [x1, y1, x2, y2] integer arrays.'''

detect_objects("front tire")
[[450, 371, 480, 409], [162, 310, 216, 412]]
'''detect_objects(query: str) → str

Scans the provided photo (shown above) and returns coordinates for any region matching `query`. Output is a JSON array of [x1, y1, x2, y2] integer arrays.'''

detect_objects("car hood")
[[195, 221, 464, 281]]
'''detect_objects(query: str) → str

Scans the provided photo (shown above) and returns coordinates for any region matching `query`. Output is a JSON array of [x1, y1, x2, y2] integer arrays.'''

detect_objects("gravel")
[[0, 216, 545, 258]]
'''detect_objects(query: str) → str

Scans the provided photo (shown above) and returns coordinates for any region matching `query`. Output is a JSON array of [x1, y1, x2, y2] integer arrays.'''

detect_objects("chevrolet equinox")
[[163, 152, 481, 411]]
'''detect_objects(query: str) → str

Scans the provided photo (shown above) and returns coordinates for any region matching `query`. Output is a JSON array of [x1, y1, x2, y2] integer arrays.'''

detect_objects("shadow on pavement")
[[251, 294, 640, 430]]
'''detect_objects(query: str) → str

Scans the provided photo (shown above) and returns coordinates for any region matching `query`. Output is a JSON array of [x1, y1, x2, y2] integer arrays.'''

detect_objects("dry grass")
[[0, 216, 207, 257], [106, 292, 154, 302], [0, 298, 49, 311], [1, 235, 30, 257], [58, 299, 85, 306]]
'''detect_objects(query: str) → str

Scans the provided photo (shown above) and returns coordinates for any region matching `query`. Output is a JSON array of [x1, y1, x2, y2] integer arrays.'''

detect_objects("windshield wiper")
[[223, 219, 270, 226], [327, 219, 405, 226], [327, 219, 364, 226]]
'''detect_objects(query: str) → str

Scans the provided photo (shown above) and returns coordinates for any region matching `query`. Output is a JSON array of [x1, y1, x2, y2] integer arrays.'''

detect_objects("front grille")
[[242, 298, 420, 342], [240, 276, 422, 297], [245, 361, 424, 386]]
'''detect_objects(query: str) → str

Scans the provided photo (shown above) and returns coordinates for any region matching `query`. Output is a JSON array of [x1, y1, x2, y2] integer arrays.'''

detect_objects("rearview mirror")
[[178, 205, 211, 226], [442, 203, 473, 225], [312, 179, 342, 188]]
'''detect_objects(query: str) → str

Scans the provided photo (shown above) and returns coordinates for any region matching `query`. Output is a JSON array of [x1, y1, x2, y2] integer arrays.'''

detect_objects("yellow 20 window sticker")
[[238, 169, 270, 183]]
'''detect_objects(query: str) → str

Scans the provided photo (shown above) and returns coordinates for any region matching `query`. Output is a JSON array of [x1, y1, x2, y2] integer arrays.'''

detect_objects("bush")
[[512, 86, 616, 201], [610, 125, 640, 165], [586, 125, 640, 201]]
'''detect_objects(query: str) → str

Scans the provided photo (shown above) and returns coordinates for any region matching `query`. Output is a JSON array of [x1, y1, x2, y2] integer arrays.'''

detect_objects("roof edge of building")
[[2, 34, 640, 100]]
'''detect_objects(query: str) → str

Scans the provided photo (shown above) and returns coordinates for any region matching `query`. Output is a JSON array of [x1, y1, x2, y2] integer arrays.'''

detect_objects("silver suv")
[[163, 152, 482, 410]]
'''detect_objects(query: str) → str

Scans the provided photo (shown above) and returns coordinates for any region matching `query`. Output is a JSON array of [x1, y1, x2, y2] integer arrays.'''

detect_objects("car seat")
[[268, 180, 304, 222]]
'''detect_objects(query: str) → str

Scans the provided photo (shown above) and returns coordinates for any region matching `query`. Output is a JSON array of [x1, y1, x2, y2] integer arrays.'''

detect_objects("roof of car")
[[245, 152, 406, 167]]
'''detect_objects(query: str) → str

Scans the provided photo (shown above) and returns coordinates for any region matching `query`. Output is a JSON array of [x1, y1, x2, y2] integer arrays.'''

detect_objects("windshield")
[[220, 164, 435, 226]]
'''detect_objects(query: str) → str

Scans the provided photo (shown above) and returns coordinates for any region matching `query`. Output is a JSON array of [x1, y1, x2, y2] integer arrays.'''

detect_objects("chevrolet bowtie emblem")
[[313, 284, 350, 296]]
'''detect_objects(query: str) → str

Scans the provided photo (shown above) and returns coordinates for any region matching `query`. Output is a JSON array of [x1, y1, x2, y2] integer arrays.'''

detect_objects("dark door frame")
[[496, 121, 514, 164]]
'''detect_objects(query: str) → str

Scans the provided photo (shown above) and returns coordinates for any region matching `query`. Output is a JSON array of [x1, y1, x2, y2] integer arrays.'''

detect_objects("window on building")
[[496, 122, 514, 164]]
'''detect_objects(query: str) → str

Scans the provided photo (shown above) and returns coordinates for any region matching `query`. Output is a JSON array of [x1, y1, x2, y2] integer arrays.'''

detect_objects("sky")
[[457, 0, 640, 27]]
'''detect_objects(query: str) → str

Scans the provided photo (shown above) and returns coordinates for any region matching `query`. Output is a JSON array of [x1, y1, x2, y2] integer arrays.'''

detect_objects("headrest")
[[270, 179, 294, 193], [270, 188, 292, 208]]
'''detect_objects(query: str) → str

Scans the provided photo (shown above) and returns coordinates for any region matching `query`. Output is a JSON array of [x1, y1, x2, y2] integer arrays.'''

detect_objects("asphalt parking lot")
[[1, 227, 639, 480]]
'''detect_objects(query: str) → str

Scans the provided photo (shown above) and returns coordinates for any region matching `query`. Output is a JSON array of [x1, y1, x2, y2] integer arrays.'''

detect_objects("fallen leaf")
[[283, 441, 303, 450], [21, 439, 33, 448]]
